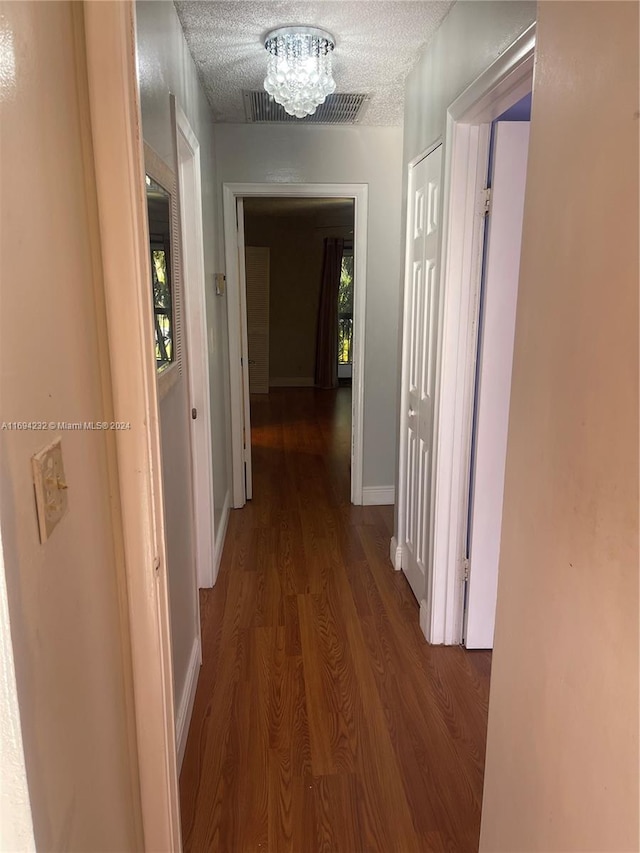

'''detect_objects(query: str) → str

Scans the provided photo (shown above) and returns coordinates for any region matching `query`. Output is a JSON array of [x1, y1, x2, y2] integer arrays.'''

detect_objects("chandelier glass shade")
[[264, 27, 336, 118]]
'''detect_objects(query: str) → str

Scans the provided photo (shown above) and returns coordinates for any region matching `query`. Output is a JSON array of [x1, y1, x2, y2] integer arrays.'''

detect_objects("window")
[[150, 241, 172, 367], [145, 175, 174, 371], [338, 250, 354, 366]]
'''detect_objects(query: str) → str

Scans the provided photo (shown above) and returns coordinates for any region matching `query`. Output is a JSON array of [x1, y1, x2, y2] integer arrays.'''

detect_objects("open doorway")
[[223, 183, 368, 510], [395, 24, 535, 646], [242, 198, 354, 391], [241, 197, 356, 504], [463, 93, 532, 648]]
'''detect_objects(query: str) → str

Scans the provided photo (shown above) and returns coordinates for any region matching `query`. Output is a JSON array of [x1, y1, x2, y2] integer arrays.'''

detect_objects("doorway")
[[223, 183, 368, 509], [395, 23, 536, 645], [463, 95, 532, 649]]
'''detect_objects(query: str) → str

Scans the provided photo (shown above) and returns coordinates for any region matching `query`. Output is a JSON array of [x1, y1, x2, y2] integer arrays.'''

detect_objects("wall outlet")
[[32, 438, 68, 543]]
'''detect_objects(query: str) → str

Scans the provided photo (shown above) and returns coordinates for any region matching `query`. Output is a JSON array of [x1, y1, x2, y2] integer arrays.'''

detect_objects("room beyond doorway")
[[223, 182, 368, 509], [243, 197, 355, 393]]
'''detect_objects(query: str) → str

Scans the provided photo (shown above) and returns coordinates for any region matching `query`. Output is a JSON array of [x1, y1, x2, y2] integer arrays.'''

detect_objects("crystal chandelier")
[[263, 27, 336, 119]]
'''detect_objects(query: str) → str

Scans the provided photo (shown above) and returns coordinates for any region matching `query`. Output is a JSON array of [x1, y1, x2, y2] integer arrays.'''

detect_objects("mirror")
[[145, 174, 174, 371]]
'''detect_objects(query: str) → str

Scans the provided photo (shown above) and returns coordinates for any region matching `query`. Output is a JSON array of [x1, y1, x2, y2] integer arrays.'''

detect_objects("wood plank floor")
[[180, 388, 491, 852]]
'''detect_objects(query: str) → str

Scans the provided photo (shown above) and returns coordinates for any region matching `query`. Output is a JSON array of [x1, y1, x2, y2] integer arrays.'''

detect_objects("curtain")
[[315, 237, 344, 389]]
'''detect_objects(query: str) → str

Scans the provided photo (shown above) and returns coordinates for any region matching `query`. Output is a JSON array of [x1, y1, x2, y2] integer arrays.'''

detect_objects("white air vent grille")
[[244, 91, 370, 124]]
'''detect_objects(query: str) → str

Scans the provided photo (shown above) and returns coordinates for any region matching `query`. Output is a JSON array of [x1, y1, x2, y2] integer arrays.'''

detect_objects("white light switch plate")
[[32, 438, 68, 543], [214, 273, 225, 296]]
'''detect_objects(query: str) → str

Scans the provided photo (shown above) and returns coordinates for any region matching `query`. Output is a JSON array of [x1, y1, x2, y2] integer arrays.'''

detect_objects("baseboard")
[[269, 377, 315, 387], [176, 637, 201, 771], [362, 486, 395, 506], [213, 490, 231, 584], [389, 536, 403, 571], [419, 600, 430, 643]]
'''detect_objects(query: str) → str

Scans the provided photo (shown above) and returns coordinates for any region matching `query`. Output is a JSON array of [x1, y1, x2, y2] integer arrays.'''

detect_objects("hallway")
[[180, 388, 491, 852]]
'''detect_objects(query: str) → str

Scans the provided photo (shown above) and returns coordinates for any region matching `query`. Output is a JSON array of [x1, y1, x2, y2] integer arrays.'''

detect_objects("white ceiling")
[[174, 1, 455, 125]]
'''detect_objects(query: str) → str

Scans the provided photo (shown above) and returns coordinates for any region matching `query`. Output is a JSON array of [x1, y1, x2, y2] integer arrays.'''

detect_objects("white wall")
[[136, 0, 231, 538], [0, 3, 142, 847], [480, 2, 639, 848], [214, 124, 403, 491], [403, 1, 536, 162]]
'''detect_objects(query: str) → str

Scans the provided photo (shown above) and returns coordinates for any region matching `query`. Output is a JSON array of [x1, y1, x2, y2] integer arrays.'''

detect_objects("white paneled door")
[[401, 145, 442, 603]]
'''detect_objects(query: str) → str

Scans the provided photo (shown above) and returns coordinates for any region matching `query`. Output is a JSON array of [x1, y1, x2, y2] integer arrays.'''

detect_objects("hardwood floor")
[[180, 388, 491, 852]]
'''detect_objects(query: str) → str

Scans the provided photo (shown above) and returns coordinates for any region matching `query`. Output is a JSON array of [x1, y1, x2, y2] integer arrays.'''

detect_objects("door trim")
[[222, 182, 368, 508], [173, 97, 217, 590], [83, 3, 180, 850], [428, 23, 536, 645]]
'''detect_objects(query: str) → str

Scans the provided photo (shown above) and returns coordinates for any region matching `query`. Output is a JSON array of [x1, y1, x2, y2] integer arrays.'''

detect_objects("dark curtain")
[[315, 237, 344, 389]]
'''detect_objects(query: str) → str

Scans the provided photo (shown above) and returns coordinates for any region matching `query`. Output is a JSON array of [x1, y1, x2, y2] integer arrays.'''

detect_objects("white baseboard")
[[213, 490, 231, 585], [389, 536, 403, 571], [176, 637, 201, 771], [362, 486, 395, 506], [419, 600, 430, 643], [269, 377, 315, 387]]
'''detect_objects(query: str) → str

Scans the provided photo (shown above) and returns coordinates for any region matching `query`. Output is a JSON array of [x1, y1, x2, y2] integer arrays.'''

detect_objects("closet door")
[[401, 145, 442, 603]]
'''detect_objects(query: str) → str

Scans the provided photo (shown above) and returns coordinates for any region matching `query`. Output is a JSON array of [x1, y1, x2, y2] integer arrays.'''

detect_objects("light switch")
[[32, 438, 68, 543], [214, 273, 225, 296]]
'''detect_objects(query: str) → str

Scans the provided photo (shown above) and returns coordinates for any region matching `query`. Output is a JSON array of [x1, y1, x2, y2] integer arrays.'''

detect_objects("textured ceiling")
[[174, 1, 455, 125]]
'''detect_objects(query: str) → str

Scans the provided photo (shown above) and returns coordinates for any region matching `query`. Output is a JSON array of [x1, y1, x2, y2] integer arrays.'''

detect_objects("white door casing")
[[399, 145, 443, 604], [83, 3, 182, 846], [464, 122, 530, 649], [236, 198, 253, 501]]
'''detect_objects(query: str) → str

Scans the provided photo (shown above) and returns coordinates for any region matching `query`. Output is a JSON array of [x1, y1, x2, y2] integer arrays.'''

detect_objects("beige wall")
[[214, 124, 403, 490], [0, 2, 141, 849], [480, 2, 639, 850], [244, 206, 353, 384]]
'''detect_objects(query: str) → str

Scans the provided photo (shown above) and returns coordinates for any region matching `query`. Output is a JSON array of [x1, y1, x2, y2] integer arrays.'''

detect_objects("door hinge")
[[481, 187, 492, 216], [191, 407, 197, 420], [153, 556, 161, 576], [463, 557, 470, 582]]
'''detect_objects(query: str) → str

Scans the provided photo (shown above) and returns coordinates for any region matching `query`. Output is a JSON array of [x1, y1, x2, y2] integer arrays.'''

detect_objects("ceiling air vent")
[[244, 91, 370, 125]]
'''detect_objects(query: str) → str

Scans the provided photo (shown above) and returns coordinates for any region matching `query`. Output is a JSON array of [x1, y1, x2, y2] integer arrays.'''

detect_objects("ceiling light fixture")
[[263, 26, 336, 119]]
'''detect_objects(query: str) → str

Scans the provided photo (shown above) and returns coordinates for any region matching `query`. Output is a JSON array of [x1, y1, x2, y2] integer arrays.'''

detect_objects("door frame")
[[172, 97, 217, 590], [427, 24, 536, 645], [222, 182, 368, 508], [84, 3, 180, 850]]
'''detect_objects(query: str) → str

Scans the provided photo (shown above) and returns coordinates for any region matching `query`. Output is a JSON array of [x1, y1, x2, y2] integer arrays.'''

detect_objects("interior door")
[[245, 247, 270, 394], [144, 146, 201, 737], [402, 145, 442, 602], [464, 122, 530, 649], [236, 198, 253, 500]]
